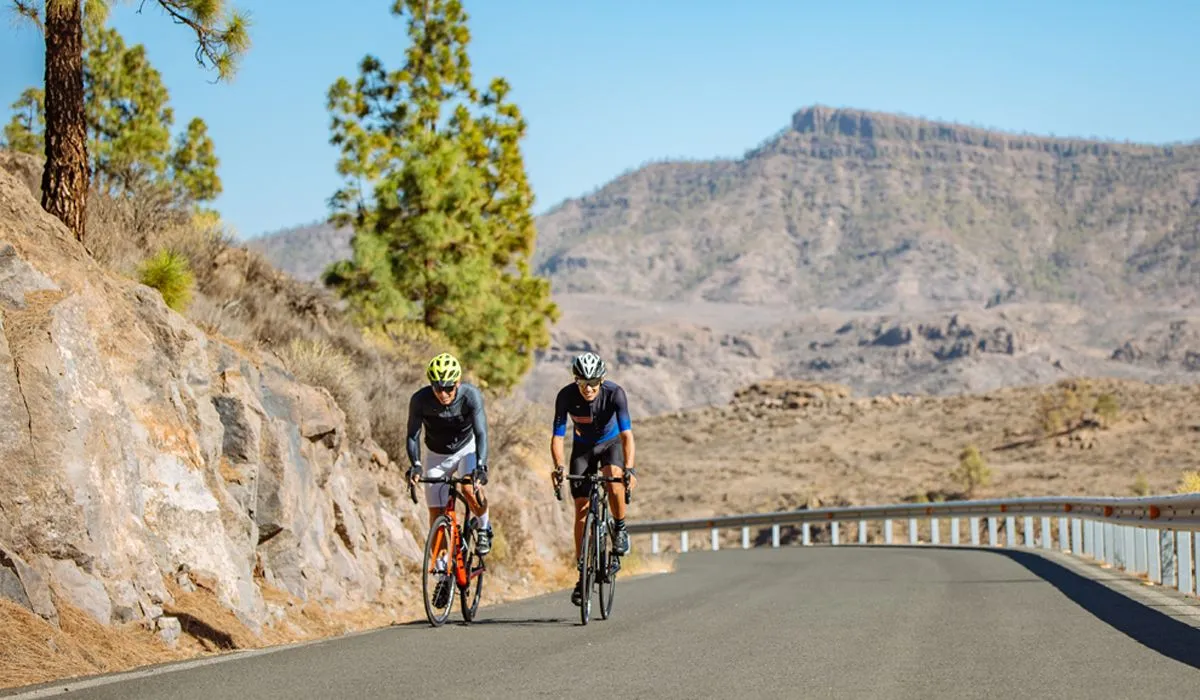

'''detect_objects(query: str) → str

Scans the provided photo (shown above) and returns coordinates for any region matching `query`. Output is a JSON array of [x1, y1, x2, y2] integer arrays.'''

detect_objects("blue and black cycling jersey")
[[552, 380, 632, 445]]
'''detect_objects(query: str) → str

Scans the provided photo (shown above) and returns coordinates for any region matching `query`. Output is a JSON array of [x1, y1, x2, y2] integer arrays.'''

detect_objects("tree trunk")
[[41, 0, 89, 243]]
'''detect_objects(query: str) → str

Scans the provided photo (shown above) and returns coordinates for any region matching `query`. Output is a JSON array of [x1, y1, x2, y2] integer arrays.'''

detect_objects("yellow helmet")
[[426, 352, 462, 386]]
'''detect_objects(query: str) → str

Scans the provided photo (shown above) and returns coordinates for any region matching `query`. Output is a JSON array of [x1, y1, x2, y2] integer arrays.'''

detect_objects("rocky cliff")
[[0, 159, 569, 661]]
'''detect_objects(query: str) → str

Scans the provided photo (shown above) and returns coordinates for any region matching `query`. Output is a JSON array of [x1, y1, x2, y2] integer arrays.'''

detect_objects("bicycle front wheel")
[[599, 514, 617, 619], [422, 514, 456, 627], [460, 526, 485, 623], [579, 510, 595, 625]]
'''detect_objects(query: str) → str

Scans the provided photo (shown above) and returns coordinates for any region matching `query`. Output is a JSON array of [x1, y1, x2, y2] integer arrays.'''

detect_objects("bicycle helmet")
[[426, 352, 462, 386], [571, 352, 607, 381]]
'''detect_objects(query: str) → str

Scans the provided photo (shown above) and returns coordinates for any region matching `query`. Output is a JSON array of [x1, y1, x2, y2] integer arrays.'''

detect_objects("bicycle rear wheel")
[[422, 514, 456, 627], [579, 510, 595, 625], [599, 514, 617, 619]]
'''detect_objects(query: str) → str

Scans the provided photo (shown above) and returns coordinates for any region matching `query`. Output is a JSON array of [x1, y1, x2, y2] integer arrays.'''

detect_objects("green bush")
[[138, 249, 195, 311]]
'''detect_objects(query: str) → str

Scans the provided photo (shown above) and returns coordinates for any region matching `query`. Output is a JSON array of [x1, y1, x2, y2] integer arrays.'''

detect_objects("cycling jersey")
[[406, 383, 488, 467], [552, 381, 632, 445]]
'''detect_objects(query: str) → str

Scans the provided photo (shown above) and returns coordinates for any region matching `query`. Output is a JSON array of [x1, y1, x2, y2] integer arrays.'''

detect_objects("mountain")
[[533, 105, 1200, 309], [244, 106, 1200, 414]]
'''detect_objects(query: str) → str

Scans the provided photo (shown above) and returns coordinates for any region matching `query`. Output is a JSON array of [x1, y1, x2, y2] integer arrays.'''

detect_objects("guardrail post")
[[802, 523, 811, 546], [1085, 520, 1095, 559], [1161, 529, 1175, 587], [931, 518, 940, 545], [1149, 529, 1162, 584], [909, 518, 918, 544], [1104, 522, 1115, 566], [1113, 524, 1125, 569], [1005, 516, 1016, 547], [772, 524, 780, 548], [1177, 532, 1192, 594], [970, 517, 981, 546], [1058, 517, 1069, 551], [1134, 527, 1147, 573], [1195, 535, 1200, 593], [711, 528, 719, 551], [951, 518, 960, 545], [1126, 527, 1139, 573], [1071, 518, 1082, 555], [652, 532, 659, 554], [1023, 516, 1034, 547], [858, 521, 867, 544], [1041, 517, 1052, 550], [885, 519, 893, 544], [742, 526, 750, 549], [681, 531, 689, 553], [832, 522, 840, 546], [988, 517, 998, 547]]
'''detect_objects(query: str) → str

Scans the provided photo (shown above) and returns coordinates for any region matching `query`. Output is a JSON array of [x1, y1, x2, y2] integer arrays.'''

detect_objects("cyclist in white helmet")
[[550, 352, 638, 606]]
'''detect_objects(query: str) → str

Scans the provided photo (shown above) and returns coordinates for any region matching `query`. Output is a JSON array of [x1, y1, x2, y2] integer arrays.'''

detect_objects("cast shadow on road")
[[395, 616, 570, 628], [995, 548, 1200, 671]]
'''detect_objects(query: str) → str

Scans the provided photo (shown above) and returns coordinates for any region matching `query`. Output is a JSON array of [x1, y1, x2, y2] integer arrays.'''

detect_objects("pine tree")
[[325, 0, 558, 390], [168, 117, 221, 203], [10, 0, 249, 243], [84, 16, 174, 194], [2, 88, 45, 154]]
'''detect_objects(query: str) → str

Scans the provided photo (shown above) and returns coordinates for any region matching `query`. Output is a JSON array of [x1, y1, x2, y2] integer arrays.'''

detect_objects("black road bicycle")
[[557, 471, 631, 625]]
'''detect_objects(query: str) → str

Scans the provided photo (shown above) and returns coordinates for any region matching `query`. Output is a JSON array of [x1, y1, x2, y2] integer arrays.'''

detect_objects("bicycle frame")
[[411, 476, 485, 590]]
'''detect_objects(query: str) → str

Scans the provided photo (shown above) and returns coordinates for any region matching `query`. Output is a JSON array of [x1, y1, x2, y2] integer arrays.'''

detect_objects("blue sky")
[[2, 0, 1198, 240]]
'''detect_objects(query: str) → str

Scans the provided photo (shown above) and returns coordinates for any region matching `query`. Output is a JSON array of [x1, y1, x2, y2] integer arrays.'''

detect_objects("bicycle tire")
[[599, 514, 617, 619], [422, 514, 456, 627], [579, 509, 595, 625], [460, 525, 485, 623]]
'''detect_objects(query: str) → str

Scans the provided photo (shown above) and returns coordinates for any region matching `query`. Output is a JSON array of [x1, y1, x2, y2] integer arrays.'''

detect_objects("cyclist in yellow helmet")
[[406, 352, 493, 556]]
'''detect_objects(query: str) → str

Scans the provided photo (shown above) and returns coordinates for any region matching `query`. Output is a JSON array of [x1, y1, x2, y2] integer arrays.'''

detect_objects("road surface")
[[7, 546, 1200, 699]]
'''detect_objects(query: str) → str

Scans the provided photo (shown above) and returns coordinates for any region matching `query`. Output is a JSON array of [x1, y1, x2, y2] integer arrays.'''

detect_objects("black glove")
[[474, 463, 488, 486], [407, 465, 421, 483]]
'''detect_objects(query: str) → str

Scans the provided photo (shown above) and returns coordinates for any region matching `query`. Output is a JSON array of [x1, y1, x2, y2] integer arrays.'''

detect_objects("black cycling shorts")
[[569, 437, 625, 499]]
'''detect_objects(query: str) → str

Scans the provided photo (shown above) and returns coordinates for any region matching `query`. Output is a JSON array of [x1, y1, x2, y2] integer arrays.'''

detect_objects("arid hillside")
[[630, 378, 1200, 531]]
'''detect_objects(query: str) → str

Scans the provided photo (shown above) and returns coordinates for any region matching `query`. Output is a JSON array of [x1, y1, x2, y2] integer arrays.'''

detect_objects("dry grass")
[[0, 596, 186, 690], [277, 338, 369, 442]]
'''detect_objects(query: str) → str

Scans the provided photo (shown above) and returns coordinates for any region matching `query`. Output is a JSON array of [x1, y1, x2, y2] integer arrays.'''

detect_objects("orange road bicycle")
[[409, 475, 487, 627], [558, 471, 631, 625]]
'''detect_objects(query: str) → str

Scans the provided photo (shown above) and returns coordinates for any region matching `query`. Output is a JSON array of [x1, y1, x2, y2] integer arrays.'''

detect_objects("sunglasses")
[[576, 378, 603, 388], [432, 382, 458, 394]]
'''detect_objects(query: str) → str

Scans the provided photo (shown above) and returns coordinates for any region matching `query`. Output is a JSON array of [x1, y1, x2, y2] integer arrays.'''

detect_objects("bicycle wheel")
[[422, 514, 456, 627], [579, 509, 595, 625], [599, 514, 617, 620], [460, 523, 485, 623]]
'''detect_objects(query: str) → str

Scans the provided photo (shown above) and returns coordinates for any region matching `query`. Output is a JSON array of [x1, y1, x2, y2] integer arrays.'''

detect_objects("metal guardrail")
[[627, 493, 1200, 596]]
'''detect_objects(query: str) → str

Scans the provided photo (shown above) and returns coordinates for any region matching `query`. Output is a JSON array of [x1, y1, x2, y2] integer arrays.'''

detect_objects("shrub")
[[138, 249, 195, 311], [951, 443, 991, 497], [277, 338, 369, 444], [1176, 471, 1200, 494]]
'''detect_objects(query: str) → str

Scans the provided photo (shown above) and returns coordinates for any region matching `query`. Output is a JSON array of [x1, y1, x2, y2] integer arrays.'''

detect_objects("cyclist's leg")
[[599, 438, 630, 555], [424, 449, 455, 529], [569, 441, 596, 559], [598, 438, 627, 522]]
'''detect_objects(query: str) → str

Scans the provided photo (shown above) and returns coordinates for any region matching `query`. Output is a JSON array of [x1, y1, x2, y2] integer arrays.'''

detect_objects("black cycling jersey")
[[406, 382, 488, 466], [552, 381, 632, 445]]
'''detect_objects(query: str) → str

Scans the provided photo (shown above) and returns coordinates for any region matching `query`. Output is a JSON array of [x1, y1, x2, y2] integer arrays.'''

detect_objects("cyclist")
[[406, 352, 493, 556], [550, 351, 638, 606]]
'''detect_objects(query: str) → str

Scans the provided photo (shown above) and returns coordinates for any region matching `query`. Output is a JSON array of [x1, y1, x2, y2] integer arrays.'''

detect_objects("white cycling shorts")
[[424, 438, 477, 509]]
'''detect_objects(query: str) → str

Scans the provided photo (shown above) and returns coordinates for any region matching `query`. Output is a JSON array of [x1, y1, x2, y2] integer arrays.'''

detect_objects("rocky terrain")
[[628, 377, 1200, 548], [248, 106, 1200, 416], [0, 156, 576, 689]]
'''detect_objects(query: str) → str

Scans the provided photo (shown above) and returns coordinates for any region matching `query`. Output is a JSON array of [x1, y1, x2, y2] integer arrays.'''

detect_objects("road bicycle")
[[409, 474, 487, 627], [558, 470, 631, 625]]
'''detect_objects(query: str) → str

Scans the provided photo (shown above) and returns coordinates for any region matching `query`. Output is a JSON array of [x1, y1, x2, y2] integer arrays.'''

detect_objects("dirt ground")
[[628, 377, 1200, 528]]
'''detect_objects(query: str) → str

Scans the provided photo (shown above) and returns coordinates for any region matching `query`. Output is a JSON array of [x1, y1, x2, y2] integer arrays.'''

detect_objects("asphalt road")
[[9, 546, 1200, 699]]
